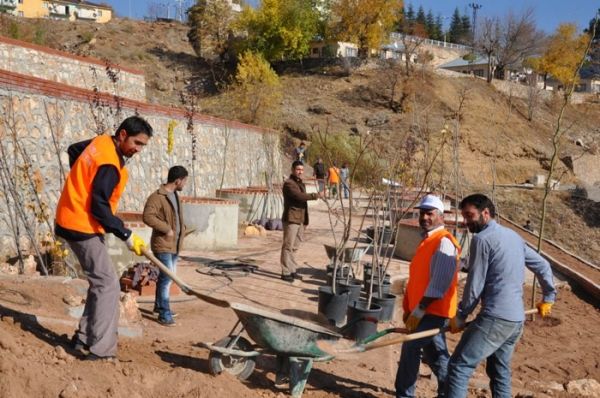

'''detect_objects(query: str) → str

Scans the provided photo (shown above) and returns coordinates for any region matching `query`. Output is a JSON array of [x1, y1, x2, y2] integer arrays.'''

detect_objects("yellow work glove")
[[448, 315, 466, 334], [405, 306, 425, 333], [536, 302, 553, 317], [126, 233, 146, 256]]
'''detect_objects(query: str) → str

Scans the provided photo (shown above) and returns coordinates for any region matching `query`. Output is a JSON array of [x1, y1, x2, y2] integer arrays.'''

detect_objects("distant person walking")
[[281, 161, 321, 282], [55, 116, 153, 360], [313, 157, 326, 196], [446, 194, 556, 398], [327, 162, 340, 198], [340, 163, 350, 199], [294, 142, 306, 164], [143, 166, 189, 327]]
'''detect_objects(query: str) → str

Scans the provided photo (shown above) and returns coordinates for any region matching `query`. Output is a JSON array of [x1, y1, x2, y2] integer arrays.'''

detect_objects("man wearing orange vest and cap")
[[55, 116, 153, 361], [395, 194, 460, 398]]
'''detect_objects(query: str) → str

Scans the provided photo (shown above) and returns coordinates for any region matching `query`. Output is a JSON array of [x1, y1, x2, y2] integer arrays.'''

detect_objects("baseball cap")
[[415, 194, 445, 213]]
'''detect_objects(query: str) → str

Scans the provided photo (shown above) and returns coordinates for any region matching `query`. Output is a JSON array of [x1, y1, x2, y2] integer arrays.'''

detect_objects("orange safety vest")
[[328, 167, 340, 184], [405, 228, 461, 318], [55, 135, 128, 234]]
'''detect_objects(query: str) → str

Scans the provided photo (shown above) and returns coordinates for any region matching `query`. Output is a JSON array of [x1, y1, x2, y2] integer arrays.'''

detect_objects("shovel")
[[141, 247, 230, 308], [318, 308, 538, 356]]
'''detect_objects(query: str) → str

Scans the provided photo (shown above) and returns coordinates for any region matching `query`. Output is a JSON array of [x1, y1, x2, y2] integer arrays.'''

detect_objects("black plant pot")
[[345, 300, 382, 341], [318, 286, 349, 327], [326, 264, 350, 277], [367, 226, 395, 245], [372, 292, 397, 321], [363, 268, 391, 283], [363, 277, 392, 295], [337, 279, 362, 305], [326, 272, 351, 286]]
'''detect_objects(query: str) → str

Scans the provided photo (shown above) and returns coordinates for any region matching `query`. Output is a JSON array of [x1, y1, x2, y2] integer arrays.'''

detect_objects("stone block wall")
[[0, 35, 146, 101], [0, 69, 282, 257]]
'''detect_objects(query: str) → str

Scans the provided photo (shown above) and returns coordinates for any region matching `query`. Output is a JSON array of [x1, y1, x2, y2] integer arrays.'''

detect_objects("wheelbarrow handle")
[[360, 308, 539, 352], [141, 247, 230, 308], [318, 308, 539, 355]]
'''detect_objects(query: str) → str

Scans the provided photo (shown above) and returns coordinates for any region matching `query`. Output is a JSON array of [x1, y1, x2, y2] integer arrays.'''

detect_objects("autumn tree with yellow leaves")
[[527, 23, 590, 95], [235, 0, 320, 61], [232, 51, 282, 126], [329, 0, 403, 58]]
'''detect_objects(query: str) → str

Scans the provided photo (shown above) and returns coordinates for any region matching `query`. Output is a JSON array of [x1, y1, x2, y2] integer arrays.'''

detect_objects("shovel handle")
[[141, 247, 230, 308], [360, 308, 539, 352]]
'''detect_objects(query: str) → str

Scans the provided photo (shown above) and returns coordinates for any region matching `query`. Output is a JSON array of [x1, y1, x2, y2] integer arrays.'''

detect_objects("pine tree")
[[426, 10, 436, 39], [406, 3, 415, 24], [448, 7, 462, 43], [435, 14, 444, 41], [461, 13, 472, 44], [416, 5, 427, 29]]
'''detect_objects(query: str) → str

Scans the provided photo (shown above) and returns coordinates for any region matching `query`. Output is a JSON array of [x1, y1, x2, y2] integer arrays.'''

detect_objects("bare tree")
[[377, 59, 413, 112], [526, 72, 541, 121], [478, 17, 501, 83], [393, 18, 429, 77], [476, 8, 544, 83], [399, 29, 428, 76], [496, 9, 545, 79]]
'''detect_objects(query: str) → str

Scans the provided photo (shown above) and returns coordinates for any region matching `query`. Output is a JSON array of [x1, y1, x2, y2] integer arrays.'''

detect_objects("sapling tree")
[[530, 20, 597, 309]]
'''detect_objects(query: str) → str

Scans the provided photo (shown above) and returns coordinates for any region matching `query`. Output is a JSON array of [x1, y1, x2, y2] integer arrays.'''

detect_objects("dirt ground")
[[0, 200, 598, 398]]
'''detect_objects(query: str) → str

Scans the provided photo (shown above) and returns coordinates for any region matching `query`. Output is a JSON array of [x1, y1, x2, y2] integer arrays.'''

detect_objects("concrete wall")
[[436, 68, 595, 105], [571, 154, 600, 202], [106, 199, 240, 274], [0, 36, 145, 101], [423, 44, 470, 67], [393, 220, 423, 261], [393, 219, 470, 261], [182, 197, 239, 250], [216, 187, 284, 224], [0, 69, 282, 258]]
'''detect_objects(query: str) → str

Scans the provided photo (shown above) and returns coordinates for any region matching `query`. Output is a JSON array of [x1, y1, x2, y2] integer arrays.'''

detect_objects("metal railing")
[[389, 32, 472, 51]]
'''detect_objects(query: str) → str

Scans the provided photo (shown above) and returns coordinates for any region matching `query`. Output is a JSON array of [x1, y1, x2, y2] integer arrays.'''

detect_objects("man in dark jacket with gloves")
[[280, 161, 321, 282], [143, 165, 188, 326]]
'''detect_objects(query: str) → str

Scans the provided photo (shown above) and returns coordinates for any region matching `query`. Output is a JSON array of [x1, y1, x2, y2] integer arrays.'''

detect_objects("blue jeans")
[[342, 181, 349, 198], [154, 252, 178, 323], [395, 315, 450, 398], [446, 314, 524, 398], [317, 179, 325, 194]]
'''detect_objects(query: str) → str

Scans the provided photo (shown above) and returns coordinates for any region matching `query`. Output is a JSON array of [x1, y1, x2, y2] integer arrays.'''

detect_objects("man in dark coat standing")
[[280, 161, 321, 282]]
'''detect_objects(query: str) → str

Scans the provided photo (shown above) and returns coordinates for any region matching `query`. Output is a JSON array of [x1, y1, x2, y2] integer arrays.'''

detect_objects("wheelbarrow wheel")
[[208, 336, 256, 380]]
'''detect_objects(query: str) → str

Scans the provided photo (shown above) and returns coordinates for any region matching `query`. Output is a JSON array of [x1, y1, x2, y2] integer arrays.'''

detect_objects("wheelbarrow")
[[200, 302, 342, 397]]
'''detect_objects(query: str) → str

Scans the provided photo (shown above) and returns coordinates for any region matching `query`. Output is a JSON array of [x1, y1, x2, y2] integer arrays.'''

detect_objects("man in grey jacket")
[[143, 166, 188, 326], [280, 161, 321, 282], [446, 193, 556, 398]]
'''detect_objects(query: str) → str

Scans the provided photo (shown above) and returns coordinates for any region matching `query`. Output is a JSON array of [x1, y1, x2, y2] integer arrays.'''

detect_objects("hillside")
[[3, 15, 600, 263]]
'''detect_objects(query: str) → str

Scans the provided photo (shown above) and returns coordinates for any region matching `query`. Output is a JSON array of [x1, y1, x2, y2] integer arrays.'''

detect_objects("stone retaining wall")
[[0, 35, 146, 101], [0, 69, 282, 258]]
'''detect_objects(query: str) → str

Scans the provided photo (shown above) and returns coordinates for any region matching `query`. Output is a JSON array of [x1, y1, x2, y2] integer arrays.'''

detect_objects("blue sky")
[[405, 0, 597, 33], [104, 0, 596, 33]]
